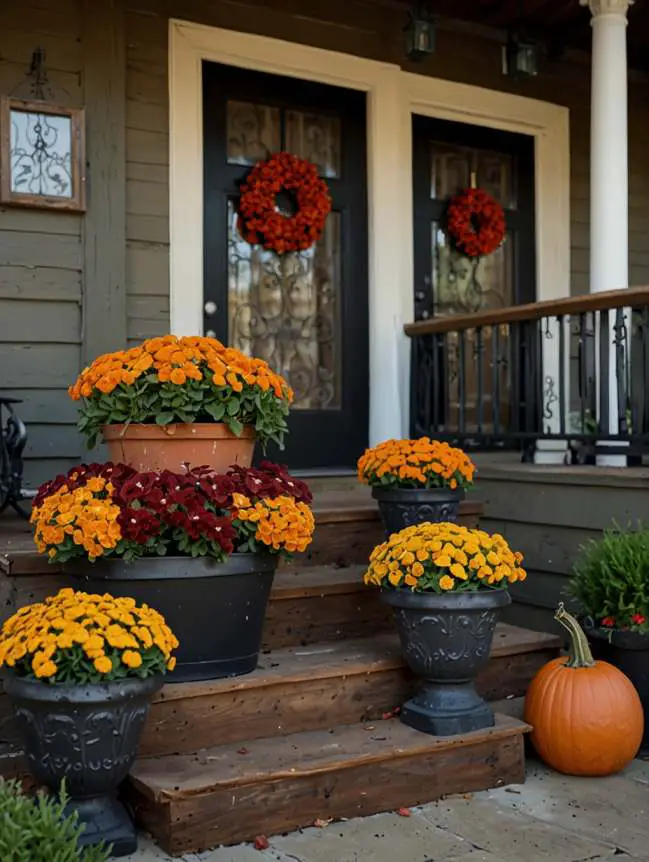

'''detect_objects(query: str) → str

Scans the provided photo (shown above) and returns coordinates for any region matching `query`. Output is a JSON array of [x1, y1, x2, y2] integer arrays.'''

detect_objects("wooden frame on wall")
[[0, 96, 86, 211]]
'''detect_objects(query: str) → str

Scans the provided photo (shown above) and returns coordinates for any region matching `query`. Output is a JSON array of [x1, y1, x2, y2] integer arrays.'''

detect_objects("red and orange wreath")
[[237, 152, 332, 254], [446, 187, 506, 258]]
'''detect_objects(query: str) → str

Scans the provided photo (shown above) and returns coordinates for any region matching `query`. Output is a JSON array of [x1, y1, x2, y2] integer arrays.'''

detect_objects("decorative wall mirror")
[[0, 97, 86, 211]]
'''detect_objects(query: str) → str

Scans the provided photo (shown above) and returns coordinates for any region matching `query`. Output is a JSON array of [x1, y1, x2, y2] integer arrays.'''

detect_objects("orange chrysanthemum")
[[232, 494, 315, 554], [357, 438, 475, 490], [30, 478, 122, 561], [68, 335, 294, 449]]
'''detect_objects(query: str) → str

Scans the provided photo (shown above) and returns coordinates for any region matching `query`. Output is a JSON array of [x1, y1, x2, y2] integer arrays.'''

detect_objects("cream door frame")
[[169, 18, 570, 447]]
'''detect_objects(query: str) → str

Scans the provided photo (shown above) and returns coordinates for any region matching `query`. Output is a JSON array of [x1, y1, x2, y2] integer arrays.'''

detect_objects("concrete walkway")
[[124, 759, 649, 862]]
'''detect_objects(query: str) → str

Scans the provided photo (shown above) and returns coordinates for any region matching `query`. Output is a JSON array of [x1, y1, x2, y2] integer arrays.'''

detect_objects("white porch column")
[[581, 0, 632, 465]]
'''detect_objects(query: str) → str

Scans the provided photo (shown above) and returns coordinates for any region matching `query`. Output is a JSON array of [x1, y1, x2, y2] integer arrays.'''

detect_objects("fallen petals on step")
[[237, 747, 249, 755], [397, 807, 412, 817], [313, 817, 334, 828], [382, 706, 401, 720], [254, 835, 270, 850], [363, 725, 376, 731]]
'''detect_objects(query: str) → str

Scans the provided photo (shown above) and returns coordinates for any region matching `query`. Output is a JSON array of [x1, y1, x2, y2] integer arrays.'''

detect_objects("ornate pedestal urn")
[[381, 588, 511, 736], [371, 487, 464, 536], [4, 674, 163, 857]]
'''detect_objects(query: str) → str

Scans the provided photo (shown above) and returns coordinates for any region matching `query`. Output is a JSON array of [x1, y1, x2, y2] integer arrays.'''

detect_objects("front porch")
[[1, 0, 649, 857]]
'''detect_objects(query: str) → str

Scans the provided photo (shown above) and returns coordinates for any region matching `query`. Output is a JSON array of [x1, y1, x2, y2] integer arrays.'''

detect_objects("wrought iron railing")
[[405, 286, 649, 462], [0, 397, 33, 518]]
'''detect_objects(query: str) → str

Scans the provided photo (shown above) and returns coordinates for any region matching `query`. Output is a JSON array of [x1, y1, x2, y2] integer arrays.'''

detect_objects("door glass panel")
[[285, 110, 341, 178], [430, 141, 516, 210], [226, 100, 281, 166], [431, 222, 513, 317], [429, 134, 517, 437], [227, 200, 342, 410]]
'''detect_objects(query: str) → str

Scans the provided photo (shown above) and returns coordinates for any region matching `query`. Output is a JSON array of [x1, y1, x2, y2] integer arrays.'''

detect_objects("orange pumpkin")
[[525, 603, 644, 776]]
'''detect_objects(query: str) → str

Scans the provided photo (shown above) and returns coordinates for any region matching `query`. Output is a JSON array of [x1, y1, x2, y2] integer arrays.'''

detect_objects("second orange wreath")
[[446, 187, 506, 258]]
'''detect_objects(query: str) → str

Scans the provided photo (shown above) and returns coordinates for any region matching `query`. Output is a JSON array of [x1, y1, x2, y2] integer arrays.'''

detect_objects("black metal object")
[[65, 553, 278, 683], [202, 62, 369, 470], [585, 622, 649, 756], [0, 397, 31, 518], [4, 673, 163, 857], [371, 486, 463, 537], [409, 296, 649, 459], [381, 588, 511, 736]]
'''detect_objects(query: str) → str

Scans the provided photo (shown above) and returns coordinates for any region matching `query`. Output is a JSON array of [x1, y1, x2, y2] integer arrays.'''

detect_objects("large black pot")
[[381, 588, 511, 736], [4, 673, 162, 857], [372, 486, 464, 537], [585, 621, 649, 754], [65, 553, 278, 683]]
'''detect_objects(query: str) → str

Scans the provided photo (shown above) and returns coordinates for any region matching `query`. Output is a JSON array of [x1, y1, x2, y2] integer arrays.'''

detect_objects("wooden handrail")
[[404, 285, 649, 337]]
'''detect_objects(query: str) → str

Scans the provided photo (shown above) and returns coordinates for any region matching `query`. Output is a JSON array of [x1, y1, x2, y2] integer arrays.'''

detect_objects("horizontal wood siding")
[[476, 466, 649, 635], [0, 0, 84, 487], [125, 8, 170, 345]]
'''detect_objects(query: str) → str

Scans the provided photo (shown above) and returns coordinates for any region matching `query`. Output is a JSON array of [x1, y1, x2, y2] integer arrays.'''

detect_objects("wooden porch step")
[[127, 714, 528, 855], [138, 624, 557, 758], [0, 491, 483, 580]]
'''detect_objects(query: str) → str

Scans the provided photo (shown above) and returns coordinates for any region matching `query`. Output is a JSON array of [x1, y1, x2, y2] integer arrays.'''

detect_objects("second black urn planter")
[[381, 587, 511, 736], [584, 621, 649, 755], [4, 674, 162, 857], [65, 553, 278, 683], [372, 486, 464, 536]]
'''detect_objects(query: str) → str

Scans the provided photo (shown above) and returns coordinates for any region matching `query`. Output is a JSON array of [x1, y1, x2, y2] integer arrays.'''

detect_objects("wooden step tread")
[[127, 715, 528, 853], [131, 713, 529, 800], [156, 623, 560, 705], [135, 625, 558, 757]]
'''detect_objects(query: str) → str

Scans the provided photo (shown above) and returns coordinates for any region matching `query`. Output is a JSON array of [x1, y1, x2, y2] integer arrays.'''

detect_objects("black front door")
[[412, 116, 536, 439], [203, 63, 368, 470]]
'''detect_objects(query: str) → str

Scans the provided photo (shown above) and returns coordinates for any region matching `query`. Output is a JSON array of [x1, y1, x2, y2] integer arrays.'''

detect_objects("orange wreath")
[[237, 152, 332, 254], [446, 188, 506, 258]]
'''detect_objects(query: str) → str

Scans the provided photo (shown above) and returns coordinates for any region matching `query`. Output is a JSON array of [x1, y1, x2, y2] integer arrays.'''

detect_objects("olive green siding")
[[1, 0, 649, 482]]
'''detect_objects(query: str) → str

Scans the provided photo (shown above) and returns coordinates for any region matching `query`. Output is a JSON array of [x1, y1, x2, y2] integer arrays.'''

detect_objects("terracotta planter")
[[102, 423, 256, 473]]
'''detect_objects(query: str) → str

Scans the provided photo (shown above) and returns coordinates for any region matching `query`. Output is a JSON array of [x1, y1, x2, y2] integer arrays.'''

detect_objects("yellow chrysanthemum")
[[362, 521, 525, 594], [0, 589, 178, 685]]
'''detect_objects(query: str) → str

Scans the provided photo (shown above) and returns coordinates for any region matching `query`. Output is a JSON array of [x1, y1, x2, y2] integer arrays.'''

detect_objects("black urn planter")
[[65, 553, 278, 683], [381, 588, 511, 736], [584, 621, 649, 755], [372, 486, 464, 537], [4, 673, 162, 857]]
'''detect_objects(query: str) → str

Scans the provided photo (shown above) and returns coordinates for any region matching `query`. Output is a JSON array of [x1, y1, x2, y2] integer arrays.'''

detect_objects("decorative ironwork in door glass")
[[225, 100, 343, 410], [226, 100, 281, 166], [227, 202, 342, 410]]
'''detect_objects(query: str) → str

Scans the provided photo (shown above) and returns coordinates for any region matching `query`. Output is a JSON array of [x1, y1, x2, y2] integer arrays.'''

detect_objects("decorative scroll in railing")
[[405, 287, 649, 462]]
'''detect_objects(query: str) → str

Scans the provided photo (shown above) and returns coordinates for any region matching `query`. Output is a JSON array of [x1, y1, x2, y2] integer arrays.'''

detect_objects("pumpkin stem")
[[555, 602, 596, 668]]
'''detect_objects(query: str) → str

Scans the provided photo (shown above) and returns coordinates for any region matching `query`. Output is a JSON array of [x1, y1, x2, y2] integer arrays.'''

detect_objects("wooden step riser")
[[127, 725, 525, 855], [262, 587, 392, 649], [137, 646, 552, 757]]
